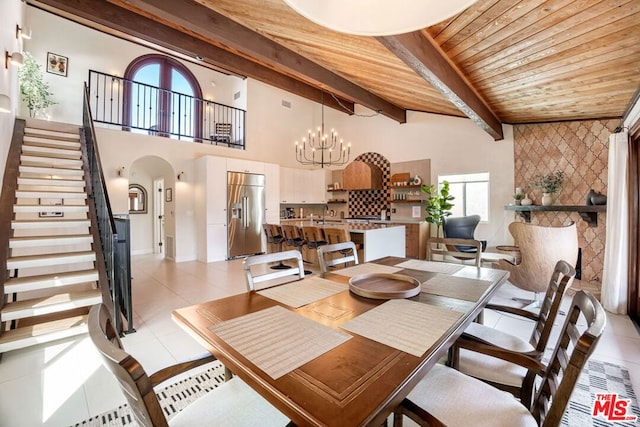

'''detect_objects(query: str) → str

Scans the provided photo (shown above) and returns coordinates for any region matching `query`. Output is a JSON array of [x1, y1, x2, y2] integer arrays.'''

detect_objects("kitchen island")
[[280, 220, 405, 262]]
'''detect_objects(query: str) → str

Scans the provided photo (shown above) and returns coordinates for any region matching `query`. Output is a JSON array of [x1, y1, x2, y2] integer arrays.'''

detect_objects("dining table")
[[172, 256, 509, 426]]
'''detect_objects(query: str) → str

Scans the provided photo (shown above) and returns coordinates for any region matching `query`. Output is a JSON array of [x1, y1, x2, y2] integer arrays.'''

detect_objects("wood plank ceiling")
[[29, 0, 640, 140]]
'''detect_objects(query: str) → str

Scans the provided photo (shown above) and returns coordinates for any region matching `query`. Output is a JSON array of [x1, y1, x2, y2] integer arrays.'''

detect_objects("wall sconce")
[[177, 171, 184, 180], [5, 51, 24, 69], [0, 94, 10, 114], [117, 166, 125, 177], [16, 25, 32, 40]]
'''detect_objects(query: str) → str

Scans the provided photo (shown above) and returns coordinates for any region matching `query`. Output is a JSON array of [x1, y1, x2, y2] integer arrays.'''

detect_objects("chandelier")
[[295, 93, 351, 168], [283, 0, 480, 36]]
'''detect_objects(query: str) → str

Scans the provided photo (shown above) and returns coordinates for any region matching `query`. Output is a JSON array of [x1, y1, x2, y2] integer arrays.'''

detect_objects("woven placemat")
[[340, 299, 462, 357], [395, 259, 464, 275], [421, 274, 492, 302], [257, 276, 347, 308], [210, 306, 351, 379], [333, 263, 401, 277]]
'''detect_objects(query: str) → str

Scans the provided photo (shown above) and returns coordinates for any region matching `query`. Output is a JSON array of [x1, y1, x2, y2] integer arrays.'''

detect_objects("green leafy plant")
[[421, 180, 455, 238], [513, 192, 524, 201], [17, 52, 56, 117], [532, 171, 565, 194]]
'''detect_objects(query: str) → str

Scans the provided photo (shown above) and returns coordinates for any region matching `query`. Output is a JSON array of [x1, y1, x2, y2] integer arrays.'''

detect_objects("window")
[[123, 54, 202, 140], [438, 172, 489, 221]]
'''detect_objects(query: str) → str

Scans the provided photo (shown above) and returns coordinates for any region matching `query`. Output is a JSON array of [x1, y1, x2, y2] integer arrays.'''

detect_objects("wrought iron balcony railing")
[[88, 69, 246, 149]]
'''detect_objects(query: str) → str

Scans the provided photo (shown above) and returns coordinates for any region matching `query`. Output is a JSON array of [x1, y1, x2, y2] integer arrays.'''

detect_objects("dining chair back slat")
[[317, 241, 359, 272], [243, 250, 305, 291], [426, 237, 482, 266]]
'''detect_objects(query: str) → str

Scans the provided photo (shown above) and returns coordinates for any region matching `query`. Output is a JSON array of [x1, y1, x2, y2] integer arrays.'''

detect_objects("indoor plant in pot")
[[17, 52, 56, 118], [421, 180, 455, 238], [532, 171, 564, 206]]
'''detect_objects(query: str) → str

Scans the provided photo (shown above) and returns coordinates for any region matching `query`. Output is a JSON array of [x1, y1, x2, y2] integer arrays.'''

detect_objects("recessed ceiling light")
[[195, 55, 204, 61]]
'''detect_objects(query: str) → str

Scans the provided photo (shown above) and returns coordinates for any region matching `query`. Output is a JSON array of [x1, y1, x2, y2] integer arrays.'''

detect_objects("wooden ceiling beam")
[[378, 31, 504, 140], [103, 0, 406, 123], [28, 0, 353, 113]]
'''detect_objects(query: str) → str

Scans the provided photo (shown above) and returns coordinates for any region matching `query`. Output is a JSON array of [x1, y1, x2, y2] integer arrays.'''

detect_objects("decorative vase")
[[521, 193, 532, 206], [542, 193, 553, 206], [587, 189, 607, 205], [514, 199, 521, 205]]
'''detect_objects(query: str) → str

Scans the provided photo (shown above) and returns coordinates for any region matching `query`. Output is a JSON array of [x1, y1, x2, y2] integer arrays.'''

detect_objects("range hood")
[[343, 160, 383, 190]]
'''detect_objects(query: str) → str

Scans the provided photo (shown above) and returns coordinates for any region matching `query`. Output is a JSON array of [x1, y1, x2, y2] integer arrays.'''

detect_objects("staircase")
[[0, 120, 102, 354]]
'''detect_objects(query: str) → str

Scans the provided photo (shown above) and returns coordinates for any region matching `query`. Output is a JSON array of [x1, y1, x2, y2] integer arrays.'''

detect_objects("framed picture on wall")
[[165, 188, 173, 202], [46, 52, 68, 77]]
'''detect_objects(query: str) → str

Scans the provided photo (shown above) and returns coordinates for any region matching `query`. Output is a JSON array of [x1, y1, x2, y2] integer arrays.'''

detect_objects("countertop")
[[280, 217, 426, 225], [278, 220, 404, 232]]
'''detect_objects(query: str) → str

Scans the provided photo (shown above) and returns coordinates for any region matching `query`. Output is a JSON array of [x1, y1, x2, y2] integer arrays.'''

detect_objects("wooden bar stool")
[[301, 225, 328, 251], [281, 224, 312, 274], [264, 224, 291, 270]]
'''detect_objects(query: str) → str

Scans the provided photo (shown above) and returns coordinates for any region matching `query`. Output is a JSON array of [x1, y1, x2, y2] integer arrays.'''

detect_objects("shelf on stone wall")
[[504, 205, 606, 227]]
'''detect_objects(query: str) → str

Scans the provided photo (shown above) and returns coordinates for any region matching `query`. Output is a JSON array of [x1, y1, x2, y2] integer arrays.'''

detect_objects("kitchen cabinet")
[[395, 222, 429, 259], [280, 167, 328, 203], [195, 156, 227, 262], [264, 163, 280, 223], [227, 158, 265, 174]]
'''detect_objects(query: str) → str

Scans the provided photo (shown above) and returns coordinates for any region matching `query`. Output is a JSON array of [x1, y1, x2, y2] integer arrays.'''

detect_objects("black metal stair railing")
[[82, 83, 134, 335], [88, 69, 246, 149]]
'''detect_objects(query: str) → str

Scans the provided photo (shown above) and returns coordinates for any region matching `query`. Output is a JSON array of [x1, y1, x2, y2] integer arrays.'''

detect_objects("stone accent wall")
[[513, 119, 619, 296]]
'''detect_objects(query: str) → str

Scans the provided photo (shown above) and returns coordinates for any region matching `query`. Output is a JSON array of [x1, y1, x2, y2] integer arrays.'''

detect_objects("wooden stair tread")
[[4, 269, 99, 293], [9, 234, 93, 248], [2, 289, 102, 319], [15, 190, 88, 198], [12, 218, 91, 228], [0, 314, 89, 353], [8, 250, 96, 263]]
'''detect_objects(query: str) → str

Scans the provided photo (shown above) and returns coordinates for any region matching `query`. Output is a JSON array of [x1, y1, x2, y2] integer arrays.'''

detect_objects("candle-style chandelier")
[[295, 92, 351, 168]]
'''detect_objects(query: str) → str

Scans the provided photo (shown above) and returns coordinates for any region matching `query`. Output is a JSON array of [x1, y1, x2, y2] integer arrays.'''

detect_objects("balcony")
[[88, 70, 245, 149]]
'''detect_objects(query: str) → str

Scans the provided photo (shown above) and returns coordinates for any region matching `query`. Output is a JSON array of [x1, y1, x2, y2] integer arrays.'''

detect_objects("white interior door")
[[153, 178, 165, 254]]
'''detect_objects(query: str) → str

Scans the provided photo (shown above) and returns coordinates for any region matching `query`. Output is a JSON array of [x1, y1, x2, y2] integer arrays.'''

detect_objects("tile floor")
[[1, 254, 639, 426]]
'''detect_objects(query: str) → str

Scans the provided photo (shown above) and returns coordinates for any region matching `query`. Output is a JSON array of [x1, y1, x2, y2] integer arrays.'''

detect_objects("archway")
[[128, 156, 176, 259]]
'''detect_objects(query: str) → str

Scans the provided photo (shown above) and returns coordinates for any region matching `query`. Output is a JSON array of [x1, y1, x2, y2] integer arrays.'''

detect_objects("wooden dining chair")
[[88, 303, 290, 427], [393, 290, 606, 427], [317, 241, 359, 273], [449, 260, 576, 407], [426, 237, 482, 267], [243, 249, 305, 291]]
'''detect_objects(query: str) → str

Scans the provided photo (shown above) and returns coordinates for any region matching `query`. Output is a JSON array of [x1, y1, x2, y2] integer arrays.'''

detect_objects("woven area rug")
[[72, 362, 226, 426], [561, 359, 640, 427], [74, 359, 638, 426]]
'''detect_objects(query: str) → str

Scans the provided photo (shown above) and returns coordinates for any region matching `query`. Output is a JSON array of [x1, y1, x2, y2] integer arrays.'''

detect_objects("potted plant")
[[421, 180, 455, 238], [513, 192, 524, 205], [17, 52, 56, 118], [532, 171, 565, 206]]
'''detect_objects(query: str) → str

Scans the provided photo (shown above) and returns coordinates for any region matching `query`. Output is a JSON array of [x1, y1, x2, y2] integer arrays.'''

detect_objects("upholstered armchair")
[[443, 215, 487, 252]]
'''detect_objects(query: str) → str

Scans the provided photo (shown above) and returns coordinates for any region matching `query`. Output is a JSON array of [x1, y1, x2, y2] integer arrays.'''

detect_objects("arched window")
[[123, 54, 203, 140]]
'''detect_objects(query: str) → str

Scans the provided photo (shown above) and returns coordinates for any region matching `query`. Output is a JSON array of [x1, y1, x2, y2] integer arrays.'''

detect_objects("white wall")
[[22, 7, 245, 124], [23, 6, 515, 261]]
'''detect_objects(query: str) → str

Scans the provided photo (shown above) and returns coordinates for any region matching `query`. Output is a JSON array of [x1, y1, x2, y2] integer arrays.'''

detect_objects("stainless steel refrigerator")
[[227, 171, 265, 258]]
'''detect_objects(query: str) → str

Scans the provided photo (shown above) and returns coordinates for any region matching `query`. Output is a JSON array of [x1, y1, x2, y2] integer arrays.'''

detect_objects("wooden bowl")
[[349, 273, 421, 299]]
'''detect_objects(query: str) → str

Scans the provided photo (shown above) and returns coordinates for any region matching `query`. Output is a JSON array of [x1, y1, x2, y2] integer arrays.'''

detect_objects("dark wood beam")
[[104, 0, 406, 123], [28, 0, 353, 113], [378, 32, 504, 140]]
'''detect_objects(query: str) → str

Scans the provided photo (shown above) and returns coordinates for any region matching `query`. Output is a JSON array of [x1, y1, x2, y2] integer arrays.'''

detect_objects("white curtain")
[[601, 130, 629, 314]]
